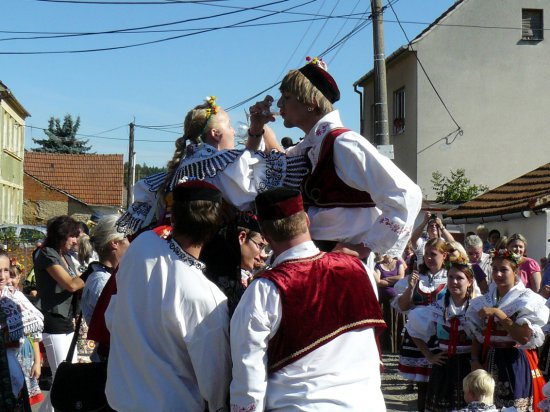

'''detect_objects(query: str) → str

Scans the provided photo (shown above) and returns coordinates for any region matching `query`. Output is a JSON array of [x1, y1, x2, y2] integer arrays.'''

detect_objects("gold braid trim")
[[270, 318, 386, 371]]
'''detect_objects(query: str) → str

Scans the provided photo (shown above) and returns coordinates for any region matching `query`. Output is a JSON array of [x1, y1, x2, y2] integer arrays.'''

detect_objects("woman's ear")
[[208, 127, 222, 143]]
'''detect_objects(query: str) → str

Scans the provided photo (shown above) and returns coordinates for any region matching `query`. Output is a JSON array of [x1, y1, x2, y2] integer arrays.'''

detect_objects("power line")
[[25, 124, 177, 143], [227, 8, 374, 112], [0, 0, 297, 53], [35, 0, 227, 4], [134, 124, 181, 134], [303, 0, 335, 57], [0, 0, 288, 43], [0, 14, 366, 42], [387, 0, 461, 131], [273, 0, 326, 81]]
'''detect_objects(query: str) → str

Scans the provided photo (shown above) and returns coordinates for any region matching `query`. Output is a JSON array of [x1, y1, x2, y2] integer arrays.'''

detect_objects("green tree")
[[124, 162, 167, 187], [32, 114, 92, 154], [431, 169, 488, 203]]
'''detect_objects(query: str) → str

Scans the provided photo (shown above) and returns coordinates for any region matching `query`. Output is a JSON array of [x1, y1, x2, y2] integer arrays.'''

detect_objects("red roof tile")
[[444, 163, 550, 219], [24, 152, 124, 206]]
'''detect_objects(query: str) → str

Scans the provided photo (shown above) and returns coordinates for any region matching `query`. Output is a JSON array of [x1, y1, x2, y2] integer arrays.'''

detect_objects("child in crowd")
[[459, 370, 517, 412], [8, 260, 44, 407]]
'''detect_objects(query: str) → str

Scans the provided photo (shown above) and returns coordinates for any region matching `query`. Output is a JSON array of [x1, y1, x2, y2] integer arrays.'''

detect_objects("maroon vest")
[[256, 252, 386, 372], [302, 128, 376, 208]]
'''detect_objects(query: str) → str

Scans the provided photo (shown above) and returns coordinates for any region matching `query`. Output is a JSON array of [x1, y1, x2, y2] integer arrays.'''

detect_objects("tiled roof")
[[24, 152, 124, 206], [444, 163, 550, 220]]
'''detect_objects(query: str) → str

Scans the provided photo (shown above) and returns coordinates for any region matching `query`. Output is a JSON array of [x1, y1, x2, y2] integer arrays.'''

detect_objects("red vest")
[[302, 128, 376, 208], [256, 252, 386, 372]]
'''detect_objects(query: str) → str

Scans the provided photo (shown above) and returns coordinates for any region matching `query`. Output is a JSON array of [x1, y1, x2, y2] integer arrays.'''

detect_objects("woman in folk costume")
[[392, 238, 448, 411], [0, 252, 44, 412], [116, 96, 308, 236], [465, 249, 549, 412], [406, 255, 477, 412]]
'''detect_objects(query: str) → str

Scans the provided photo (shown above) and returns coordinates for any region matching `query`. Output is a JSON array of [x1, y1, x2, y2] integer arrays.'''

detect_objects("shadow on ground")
[[382, 352, 417, 411]]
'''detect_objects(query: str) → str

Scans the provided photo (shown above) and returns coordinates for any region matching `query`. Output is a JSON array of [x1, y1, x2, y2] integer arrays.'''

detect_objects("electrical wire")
[[25, 124, 178, 143], [35, 0, 227, 4], [273, 0, 326, 81], [0, 0, 288, 44], [303, 0, 336, 57], [0, 14, 366, 42], [0, 0, 317, 54], [387, 0, 461, 130], [134, 124, 181, 134], [226, 6, 374, 112]]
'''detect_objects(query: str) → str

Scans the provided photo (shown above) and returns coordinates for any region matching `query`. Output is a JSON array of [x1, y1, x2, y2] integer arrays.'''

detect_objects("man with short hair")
[[230, 188, 386, 411], [105, 181, 231, 412], [464, 234, 492, 292]]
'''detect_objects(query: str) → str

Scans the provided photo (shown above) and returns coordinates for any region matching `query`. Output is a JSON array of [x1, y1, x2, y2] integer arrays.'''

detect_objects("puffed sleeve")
[[230, 278, 282, 412], [210, 150, 308, 211], [464, 295, 486, 343], [390, 277, 410, 312], [184, 294, 231, 412], [406, 306, 436, 342], [332, 132, 423, 257], [515, 292, 549, 349], [116, 172, 167, 236]]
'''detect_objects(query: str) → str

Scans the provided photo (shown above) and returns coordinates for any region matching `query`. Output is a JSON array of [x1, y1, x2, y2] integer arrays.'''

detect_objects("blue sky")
[[2, 0, 455, 167]]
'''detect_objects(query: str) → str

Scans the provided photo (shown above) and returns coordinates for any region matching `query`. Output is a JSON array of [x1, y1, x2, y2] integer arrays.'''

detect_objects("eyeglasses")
[[248, 237, 267, 252]]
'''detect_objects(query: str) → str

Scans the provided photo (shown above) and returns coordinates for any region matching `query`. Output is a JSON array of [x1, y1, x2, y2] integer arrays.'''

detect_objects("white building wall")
[[415, 0, 550, 198], [462, 212, 550, 264]]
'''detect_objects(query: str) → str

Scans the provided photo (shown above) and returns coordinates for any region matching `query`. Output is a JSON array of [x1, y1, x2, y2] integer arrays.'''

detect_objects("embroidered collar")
[[302, 110, 343, 147], [487, 281, 525, 308], [168, 144, 242, 191], [167, 238, 205, 271]]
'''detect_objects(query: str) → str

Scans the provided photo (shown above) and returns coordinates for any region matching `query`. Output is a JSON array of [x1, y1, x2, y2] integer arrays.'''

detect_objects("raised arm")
[[411, 212, 431, 246]]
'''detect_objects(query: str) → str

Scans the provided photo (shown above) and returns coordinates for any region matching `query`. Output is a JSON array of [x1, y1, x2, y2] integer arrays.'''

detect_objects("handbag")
[[50, 311, 112, 412]]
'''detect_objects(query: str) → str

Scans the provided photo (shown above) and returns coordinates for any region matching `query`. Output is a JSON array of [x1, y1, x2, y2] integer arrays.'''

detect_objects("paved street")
[[382, 352, 417, 411], [33, 353, 416, 411]]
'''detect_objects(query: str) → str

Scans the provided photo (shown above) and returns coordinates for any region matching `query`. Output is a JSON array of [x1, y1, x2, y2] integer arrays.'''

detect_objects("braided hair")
[[156, 102, 218, 215]]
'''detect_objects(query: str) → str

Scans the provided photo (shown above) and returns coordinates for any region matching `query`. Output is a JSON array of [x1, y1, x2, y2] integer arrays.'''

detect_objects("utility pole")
[[126, 122, 135, 208], [372, 0, 391, 152]]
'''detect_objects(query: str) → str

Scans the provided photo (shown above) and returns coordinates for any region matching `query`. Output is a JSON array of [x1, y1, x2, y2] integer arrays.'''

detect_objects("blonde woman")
[[117, 96, 308, 236]]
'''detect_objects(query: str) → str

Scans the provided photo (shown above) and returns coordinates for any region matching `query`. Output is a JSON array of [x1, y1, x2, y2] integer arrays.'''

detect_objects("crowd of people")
[[1, 56, 550, 412]]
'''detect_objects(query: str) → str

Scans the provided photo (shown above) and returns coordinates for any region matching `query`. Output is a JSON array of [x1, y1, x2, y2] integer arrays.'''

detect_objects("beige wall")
[[361, 52, 419, 181], [358, 0, 550, 200], [415, 0, 550, 198], [0, 99, 26, 224]]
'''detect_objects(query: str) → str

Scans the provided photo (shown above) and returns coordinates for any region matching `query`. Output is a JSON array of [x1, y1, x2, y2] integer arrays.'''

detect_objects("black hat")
[[173, 180, 222, 203], [236, 211, 261, 233], [255, 188, 304, 221], [298, 57, 340, 103]]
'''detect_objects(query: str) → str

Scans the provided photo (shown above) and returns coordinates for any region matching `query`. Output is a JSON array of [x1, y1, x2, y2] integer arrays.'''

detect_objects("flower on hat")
[[305, 56, 328, 72]]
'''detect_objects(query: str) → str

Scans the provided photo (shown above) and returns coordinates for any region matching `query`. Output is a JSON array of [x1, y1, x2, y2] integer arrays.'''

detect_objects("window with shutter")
[[522, 9, 543, 41], [393, 87, 406, 135]]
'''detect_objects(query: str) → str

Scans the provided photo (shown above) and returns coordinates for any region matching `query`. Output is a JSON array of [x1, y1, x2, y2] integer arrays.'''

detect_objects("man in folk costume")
[[105, 181, 231, 412], [251, 57, 422, 262], [230, 188, 387, 411]]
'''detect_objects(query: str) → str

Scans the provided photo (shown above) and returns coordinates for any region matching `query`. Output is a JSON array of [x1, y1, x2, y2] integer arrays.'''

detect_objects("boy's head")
[[463, 369, 495, 405]]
